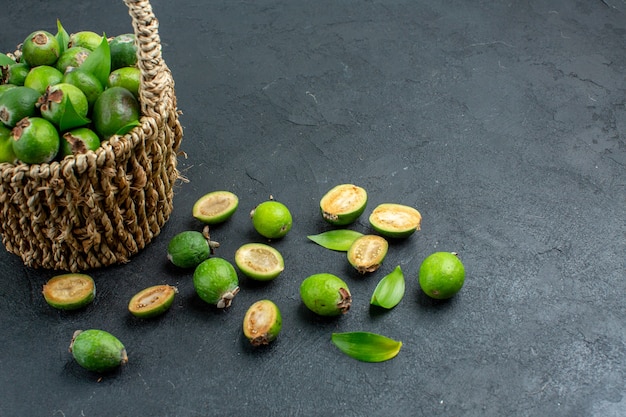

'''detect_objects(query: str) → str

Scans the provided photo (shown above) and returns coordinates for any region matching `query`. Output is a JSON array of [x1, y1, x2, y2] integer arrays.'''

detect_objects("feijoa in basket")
[[0, 0, 183, 272]]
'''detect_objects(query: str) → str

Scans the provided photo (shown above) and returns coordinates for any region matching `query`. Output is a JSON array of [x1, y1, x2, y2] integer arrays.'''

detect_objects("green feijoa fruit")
[[300, 273, 352, 316], [347, 234, 388, 274], [2, 63, 30, 86], [235, 243, 284, 281], [251, 199, 293, 239], [21, 30, 61, 67], [0, 124, 16, 163], [167, 230, 211, 268], [11, 117, 59, 164], [331, 332, 402, 363], [193, 257, 240, 308], [42, 273, 95, 310], [0, 86, 40, 127], [69, 31, 103, 51], [192, 190, 239, 224], [0, 84, 17, 99], [60, 127, 101, 157], [307, 229, 364, 252], [418, 252, 465, 300], [369, 203, 422, 238], [109, 33, 137, 71], [55, 46, 91, 74], [38, 83, 89, 129], [128, 284, 177, 318], [92, 86, 139, 138], [370, 265, 405, 309], [62, 69, 104, 109], [320, 183, 368, 226], [243, 299, 282, 346], [24, 65, 63, 95], [69, 329, 128, 373], [107, 66, 140, 99]]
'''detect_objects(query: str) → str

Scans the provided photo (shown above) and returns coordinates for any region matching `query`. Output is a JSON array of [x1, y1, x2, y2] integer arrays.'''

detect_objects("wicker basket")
[[0, 0, 183, 272]]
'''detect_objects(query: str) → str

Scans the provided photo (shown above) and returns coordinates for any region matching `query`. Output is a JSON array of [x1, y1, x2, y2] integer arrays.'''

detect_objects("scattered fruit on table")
[[193, 257, 240, 308], [300, 273, 352, 316], [192, 190, 239, 224], [167, 230, 212, 269], [418, 251, 465, 299], [69, 329, 128, 372], [319, 183, 367, 226], [250, 198, 293, 239]]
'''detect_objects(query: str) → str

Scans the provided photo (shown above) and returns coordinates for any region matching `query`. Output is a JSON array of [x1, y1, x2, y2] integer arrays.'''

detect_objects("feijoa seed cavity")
[[128, 284, 178, 318], [243, 299, 282, 346], [369, 203, 422, 238], [320, 184, 367, 226], [347, 234, 389, 274], [42, 273, 95, 310], [192, 190, 239, 224]]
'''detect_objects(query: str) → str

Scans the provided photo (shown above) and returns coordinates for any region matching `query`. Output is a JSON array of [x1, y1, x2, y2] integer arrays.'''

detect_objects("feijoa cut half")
[[347, 234, 389, 274], [369, 203, 422, 238], [300, 273, 352, 316], [235, 243, 284, 281], [192, 190, 239, 224], [42, 273, 95, 310], [69, 329, 128, 373], [128, 284, 177, 318], [243, 299, 282, 346], [320, 184, 367, 225]]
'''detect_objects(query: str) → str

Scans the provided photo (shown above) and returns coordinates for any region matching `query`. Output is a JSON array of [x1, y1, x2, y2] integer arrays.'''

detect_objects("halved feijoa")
[[369, 203, 422, 238], [69, 329, 128, 373], [347, 234, 388, 274], [235, 243, 284, 281], [320, 184, 367, 226], [192, 190, 238, 224], [300, 273, 351, 316], [167, 230, 211, 268], [42, 273, 95, 310], [128, 284, 177, 318], [243, 299, 282, 346]]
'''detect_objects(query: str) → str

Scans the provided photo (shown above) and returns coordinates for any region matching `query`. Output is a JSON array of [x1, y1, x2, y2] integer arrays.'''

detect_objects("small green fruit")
[[21, 30, 61, 67], [62, 69, 104, 109], [128, 284, 177, 318], [300, 273, 351, 316], [24, 65, 64, 95], [0, 124, 16, 163], [69, 329, 128, 373], [69, 31, 103, 51], [320, 184, 367, 226], [193, 257, 240, 308], [38, 83, 89, 128], [418, 252, 465, 299], [243, 300, 282, 346], [2, 63, 30, 86], [107, 66, 140, 98], [60, 127, 101, 157], [167, 230, 211, 268], [11, 117, 59, 164], [42, 273, 95, 310], [92, 86, 139, 138], [251, 199, 293, 239], [55, 46, 91, 74], [347, 234, 388, 274], [0, 86, 40, 127], [109, 34, 138, 71]]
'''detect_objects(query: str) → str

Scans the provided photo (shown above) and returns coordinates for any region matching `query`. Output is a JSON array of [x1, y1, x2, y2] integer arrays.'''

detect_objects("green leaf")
[[0, 53, 16, 66], [80, 34, 110, 87], [56, 19, 69, 55], [370, 265, 405, 309], [307, 229, 363, 251], [115, 120, 141, 136], [331, 331, 402, 363], [59, 95, 90, 132]]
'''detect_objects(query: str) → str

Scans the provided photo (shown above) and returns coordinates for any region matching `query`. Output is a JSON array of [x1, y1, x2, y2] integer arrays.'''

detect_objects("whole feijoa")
[[347, 234, 388, 274], [0, 124, 16, 163], [2, 63, 30, 86], [69, 329, 128, 373], [39, 83, 89, 128], [21, 30, 61, 67], [167, 230, 211, 268], [109, 34, 138, 71], [243, 300, 282, 346], [107, 66, 140, 99], [193, 257, 240, 308], [55, 46, 91, 74], [62, 69, 104, 109], [69, 31, 103, 51], [300, 273, 352, 316], [92, 86, 139, 138], [418, 252, 465, 300], [0, 86, 41, 127], [320, 183, 368, 226], [60, 127, 101, 157], [11, 117, 59, 164], [251, 199, 293, 239], [24, 65, 64, 95]]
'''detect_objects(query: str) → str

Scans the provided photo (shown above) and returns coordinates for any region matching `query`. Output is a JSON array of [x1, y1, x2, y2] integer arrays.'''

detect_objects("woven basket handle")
[[124, 0, 171, 111]]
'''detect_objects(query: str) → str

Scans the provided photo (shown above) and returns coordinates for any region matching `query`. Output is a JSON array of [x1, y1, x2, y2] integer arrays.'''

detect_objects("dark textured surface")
[[1, 1, 625, 416]]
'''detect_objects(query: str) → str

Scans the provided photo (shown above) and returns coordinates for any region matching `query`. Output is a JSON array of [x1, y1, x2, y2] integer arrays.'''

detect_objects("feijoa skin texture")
[[347, 234, 389, 274], [243, 300, 282, 346], [128, 284, 177, 318], [193, 257, 240, 308], [167, 230, 211, 268], [11, 117, 60, 164], [192, 191, 239, 224], [0, 86, 41, 128], [418, 252, 466, 300], [92, 86, 139, 138], [300, 273, 352, 316], [42, 273, 95, 310], [320, 184, 368, 226], [21, 30, 61, 67], [369, 203, 422, 238], [109, 34, 138, 71], [69, 329, 128, 373]]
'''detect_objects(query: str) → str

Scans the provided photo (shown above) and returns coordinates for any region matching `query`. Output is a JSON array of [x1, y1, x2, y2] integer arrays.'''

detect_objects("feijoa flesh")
[[60, 127, 101, 157], [243, 299, 282, 346], [320, 184, 367, 226], [192, 190, 239, 224], [300, 273, 352, 316], [193, 257, 240, 308], [347, 234, 388, 274], [69, 329, 128, 373], [128, 284, 177, 318], [42, 273, 95, 310], [235, 242, 284, 281], [167, 230, 211, 268], [369, 203, 422, 238]]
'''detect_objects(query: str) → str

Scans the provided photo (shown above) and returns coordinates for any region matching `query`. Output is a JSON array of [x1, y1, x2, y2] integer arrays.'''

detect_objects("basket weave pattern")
[[0, 0, 183, 272]]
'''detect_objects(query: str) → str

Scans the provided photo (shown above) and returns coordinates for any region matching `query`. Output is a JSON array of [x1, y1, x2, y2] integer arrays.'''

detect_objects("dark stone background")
[[1, 0, 624, 416]]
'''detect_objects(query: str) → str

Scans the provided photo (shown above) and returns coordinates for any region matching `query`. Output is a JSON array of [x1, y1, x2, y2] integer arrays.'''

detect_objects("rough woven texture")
[[0, 0, 183, 272]]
